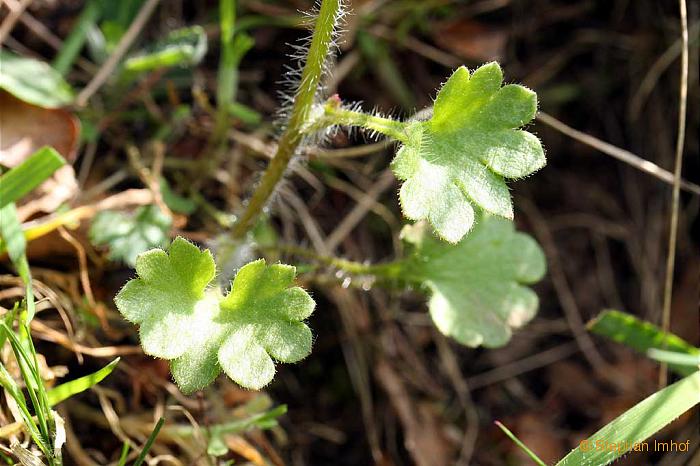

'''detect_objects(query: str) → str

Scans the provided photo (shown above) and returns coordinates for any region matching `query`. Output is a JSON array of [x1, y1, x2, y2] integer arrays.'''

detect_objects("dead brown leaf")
[[0, 90, 79, 163], [0, 90, 80, 220]]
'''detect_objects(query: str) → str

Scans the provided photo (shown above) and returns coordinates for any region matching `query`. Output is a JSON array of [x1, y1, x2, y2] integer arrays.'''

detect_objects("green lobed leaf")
[[0, 49, 74, 108], [392, 62, 545, 243], [398, 216, 546, 347], [555, 371, 700, 466], [89, 205, 172, 267], [588, 309, 700, 376], [114, 237, 315, 393]]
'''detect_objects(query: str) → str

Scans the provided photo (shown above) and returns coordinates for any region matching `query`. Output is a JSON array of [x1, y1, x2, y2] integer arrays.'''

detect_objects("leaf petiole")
[[261, 243, 404, 280], [307, 99, 409, 143]]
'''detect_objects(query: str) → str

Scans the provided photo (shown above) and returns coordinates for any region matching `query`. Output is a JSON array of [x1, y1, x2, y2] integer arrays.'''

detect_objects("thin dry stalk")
[[325, 169, 396, 252], [57, 227, 95, 308], [0, 0, 32, 45], [659, 0, 689, 388], [536, 112, 700, 196]]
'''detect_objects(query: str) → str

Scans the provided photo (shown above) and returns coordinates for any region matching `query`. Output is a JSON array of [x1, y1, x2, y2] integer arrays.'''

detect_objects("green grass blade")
[[46, 358, 120, 406], [0, 362, 43, 444], [0, 204, 29, 280], [588, 309, 700, 376], [0, 206, 54, 462], [647, 349, 700, 367], [123, 26, 207, 73], [0, 307, 15, 349], [0, 203, 35, 320], [555, 370, 700, 466], [117, 442, 130, 466], [0, 150, 61, 465], [0, 207, 52, 447], [0, 325, 53, 459], [52, 0, 102, 75], [0, 147, 66, 210], [495, 421, 547, 466], [133, 417, 165, 466]]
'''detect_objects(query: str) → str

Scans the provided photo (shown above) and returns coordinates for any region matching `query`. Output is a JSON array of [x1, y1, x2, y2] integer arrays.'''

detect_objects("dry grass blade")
[[659, 0, 690, 388], [0, 0, 33, 45], [536, 112, 700, 196]]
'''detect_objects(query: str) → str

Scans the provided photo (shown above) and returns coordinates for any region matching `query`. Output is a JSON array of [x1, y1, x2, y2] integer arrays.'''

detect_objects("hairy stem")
[[266, 243, 404, 280], [231, 0, 341, 239], [315, 103, 409, 143], [312, 254, 403, 279]]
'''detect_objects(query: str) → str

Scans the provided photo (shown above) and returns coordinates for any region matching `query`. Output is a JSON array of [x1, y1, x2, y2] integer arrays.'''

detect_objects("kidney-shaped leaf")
[[115, 237, 315, 393], [392, 63, 545, 243], [399, 216, 546, 347]]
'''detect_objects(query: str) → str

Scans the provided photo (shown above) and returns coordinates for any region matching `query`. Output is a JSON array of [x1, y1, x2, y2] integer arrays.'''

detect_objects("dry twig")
[[659, 0, 689, 388]]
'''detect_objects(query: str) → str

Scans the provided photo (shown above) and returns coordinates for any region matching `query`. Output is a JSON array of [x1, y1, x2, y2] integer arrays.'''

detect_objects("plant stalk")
[[313, 103, 409, 142], [231, 0, 341, 239], [659, 0, 689, 389], [212, 0, 237, 144], [265, 243, 404, 280]]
